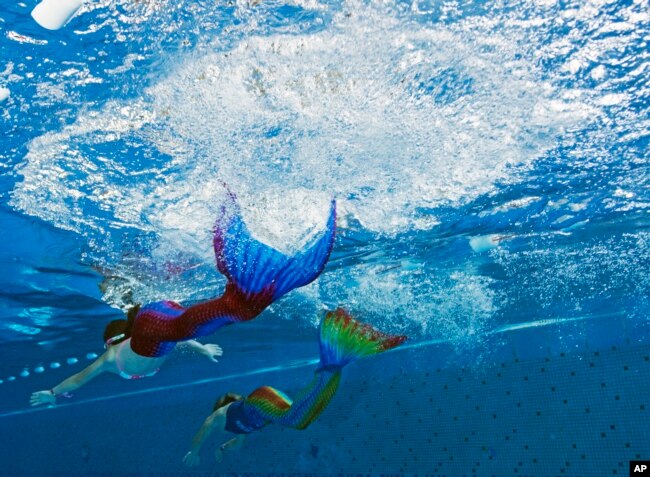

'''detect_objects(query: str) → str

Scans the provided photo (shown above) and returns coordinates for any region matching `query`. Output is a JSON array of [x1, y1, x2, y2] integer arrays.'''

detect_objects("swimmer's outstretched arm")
[[214, 434, 246, 463], [183, 407, 227, 467], [29, 352, 111, 407], [176, 340, 223, 363]]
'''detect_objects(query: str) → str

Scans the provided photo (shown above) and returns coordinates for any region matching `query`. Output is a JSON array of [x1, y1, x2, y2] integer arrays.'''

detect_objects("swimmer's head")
[[103, 304, 140, 348], [212, 392, 244, 412]]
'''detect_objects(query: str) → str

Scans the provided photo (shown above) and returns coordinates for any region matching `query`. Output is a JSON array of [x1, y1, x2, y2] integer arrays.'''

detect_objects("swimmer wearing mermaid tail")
[[30, 194, 337, 407], [183, 308, 406, 467]]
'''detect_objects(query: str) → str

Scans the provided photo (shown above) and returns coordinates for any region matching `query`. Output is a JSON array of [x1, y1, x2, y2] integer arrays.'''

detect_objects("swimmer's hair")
[[213, 392, 244, 412], [103, 304, 141, 346]]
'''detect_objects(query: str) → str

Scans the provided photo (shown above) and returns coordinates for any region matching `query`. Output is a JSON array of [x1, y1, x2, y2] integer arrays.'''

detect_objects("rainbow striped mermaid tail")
[[213, 193, 336, 306], [237, 310, 407, 431], [318, 308, 407, 370]]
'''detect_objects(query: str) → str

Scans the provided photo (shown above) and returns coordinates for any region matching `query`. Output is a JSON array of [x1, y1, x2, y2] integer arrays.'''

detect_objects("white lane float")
[[31, 0, 83, 30]]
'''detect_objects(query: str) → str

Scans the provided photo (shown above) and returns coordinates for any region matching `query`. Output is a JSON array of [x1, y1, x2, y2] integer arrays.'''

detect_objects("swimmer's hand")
[[200, 343, 223, 363], [180, 340, 223, 362], [30, 390, 56, 407], [183, 450, 201, 467], [215, 446, 224, 463]]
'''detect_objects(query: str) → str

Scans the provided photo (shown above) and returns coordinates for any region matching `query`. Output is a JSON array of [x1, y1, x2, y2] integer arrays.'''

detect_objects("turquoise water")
[[0, 0, 648, 475]]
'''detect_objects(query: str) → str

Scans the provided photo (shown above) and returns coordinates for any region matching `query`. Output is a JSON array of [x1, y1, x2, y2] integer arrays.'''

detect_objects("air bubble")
[[67, 357, 78, 365], [50, 362, 61, 369]]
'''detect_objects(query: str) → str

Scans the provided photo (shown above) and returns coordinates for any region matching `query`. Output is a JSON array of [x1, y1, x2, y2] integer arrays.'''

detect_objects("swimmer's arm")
[[184, 409, 226, 467], [216, 434, 245, 461], [30, 352, 111, 406], [178, 340, 223, 363]]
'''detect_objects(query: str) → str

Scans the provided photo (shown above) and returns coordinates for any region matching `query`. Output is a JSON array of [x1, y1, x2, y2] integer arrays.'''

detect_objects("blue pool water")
[[0, 0, 648, 475]]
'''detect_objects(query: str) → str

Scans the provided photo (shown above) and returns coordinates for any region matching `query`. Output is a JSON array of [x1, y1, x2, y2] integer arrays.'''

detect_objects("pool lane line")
[[0, 310, 626, 419]]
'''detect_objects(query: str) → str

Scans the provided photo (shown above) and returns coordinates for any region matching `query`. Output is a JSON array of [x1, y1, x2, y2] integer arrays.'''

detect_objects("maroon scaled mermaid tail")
[[129, 196, 337, 357]]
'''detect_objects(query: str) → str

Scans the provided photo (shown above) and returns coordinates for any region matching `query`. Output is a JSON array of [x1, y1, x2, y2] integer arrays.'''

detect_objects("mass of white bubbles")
[[11, 0, 633, 352]]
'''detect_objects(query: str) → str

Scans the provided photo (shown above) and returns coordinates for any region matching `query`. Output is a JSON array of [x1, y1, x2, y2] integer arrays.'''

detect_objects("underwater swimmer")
[[183, 308, 406, 467], [30, 194, 336, 406]]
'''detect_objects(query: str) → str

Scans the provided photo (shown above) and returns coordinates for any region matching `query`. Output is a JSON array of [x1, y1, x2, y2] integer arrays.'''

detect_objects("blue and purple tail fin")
[[213, 194, 336, 302], [318, 308, 407, 370]]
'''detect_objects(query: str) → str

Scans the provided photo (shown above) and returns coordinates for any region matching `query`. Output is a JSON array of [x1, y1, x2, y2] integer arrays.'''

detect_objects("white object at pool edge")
[[31, 0, 83, 31]]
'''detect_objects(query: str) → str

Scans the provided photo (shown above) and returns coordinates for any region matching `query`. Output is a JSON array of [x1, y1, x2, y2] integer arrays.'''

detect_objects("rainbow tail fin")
[[318, 308, 407, 370], [213, 194, 336, 302]]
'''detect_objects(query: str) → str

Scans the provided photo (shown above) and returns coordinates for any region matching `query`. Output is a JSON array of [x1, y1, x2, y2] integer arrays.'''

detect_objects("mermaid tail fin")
[[238, 310, 406, 431], [213, 194, 336, 302], [318, 308, 407, 369]]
